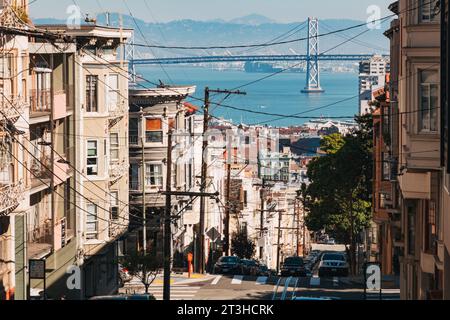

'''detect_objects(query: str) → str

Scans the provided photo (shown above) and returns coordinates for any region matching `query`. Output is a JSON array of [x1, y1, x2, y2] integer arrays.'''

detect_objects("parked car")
[[318, 252, 349, 277], [213, 256, 244, 275], [327, 238, 336, 245], [258, 264, 271, 276], [280, 256, 307, 277], [241, 259, 260, 275], [118, 264, 133, 287]]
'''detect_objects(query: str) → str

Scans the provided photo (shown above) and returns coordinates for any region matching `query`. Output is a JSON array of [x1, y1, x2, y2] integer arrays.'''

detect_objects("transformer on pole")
[[302, 17, 324, 93]]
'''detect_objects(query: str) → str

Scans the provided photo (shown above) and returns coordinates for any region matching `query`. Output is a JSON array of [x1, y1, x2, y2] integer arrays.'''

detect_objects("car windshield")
[[284, 257, 303, 265], [322, 253, 346, 261], [219, 256, 238, 263]]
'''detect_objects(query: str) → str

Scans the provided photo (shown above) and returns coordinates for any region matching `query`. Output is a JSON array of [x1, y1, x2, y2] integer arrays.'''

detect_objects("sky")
[[30, 0, 394, 23]]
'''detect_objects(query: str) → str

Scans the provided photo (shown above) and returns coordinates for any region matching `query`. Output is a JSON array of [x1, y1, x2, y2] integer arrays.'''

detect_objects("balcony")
[[0, 2, 29, 29], [27, 220, 53, 259], [0, 180, 25, 216], [109, 220, 127, 240], [30, 154, 70, 189], [30, 89, 51, 114], [0, 96, 27, 124], [109, 161, 129, 185], [108, 103, 128, 128]]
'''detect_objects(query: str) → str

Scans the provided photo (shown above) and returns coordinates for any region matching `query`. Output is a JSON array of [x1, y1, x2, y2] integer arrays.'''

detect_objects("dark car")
[[280, 256, 306, 277], [258, 264, 270, 277], [318, 252, 349, 277], [241, 259, 260, 275], [213, 256, 243, 275]]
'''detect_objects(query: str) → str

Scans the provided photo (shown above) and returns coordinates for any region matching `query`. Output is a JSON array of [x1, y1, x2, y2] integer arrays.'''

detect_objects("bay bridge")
[[129, 18, 388, 93]]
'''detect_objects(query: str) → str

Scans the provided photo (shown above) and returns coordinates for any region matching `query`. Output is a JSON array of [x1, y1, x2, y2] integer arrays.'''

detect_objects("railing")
[[109, 161, 129, 181], [30, 89, 51, 113], [27, 219, 53, 259], [0, 96, 27, 123], [108, 102, 128, 119], [30, 155, 51, 181], [0, 180, 25, 215], [0, 1, 29, 28], [27, 220, 53, 244]]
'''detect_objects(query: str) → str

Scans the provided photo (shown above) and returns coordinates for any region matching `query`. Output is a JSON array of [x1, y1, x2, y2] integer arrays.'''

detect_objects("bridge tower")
[[302, 17, 324, 93], [124, 32, 137, 84]]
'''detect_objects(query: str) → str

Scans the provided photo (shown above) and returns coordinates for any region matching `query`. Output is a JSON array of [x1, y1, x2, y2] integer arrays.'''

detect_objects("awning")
[[398, 172, 431, 199]]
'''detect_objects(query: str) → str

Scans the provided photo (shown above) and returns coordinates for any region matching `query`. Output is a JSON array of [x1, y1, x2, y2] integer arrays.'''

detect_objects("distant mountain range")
[[33, 14, 390, 58]]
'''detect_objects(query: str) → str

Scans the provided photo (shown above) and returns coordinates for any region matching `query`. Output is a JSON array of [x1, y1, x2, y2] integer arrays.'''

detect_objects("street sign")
[[206, 227, 220, 242], [29, 259, 46, 279]]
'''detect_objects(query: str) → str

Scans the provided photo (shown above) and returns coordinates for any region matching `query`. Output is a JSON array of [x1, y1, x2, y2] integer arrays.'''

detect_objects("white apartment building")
[[359, 55, 390, 115]]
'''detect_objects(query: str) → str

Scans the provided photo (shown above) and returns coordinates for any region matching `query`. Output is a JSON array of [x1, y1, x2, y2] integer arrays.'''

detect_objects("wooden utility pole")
[[295, 198, 300, 256], [141, 108, 147, 254], [163, 129, 173, 301], [276, 210, 283, 275], [198, 88, 245, 272], [223, 162, 231, 256], [197, 87, 209, 274]]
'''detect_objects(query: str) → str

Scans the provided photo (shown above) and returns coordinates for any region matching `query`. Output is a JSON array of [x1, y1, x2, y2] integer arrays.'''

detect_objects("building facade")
[[128, 85, 196, 261], [0, 0, 29, 300], [386, 0, 444, 299], [359, 55, 390, 115]]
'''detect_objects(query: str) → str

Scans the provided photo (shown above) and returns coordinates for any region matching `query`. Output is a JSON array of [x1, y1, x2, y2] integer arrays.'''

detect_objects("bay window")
[[110, 191, 119, 220], [419, 70, 439, 132], [145, 118, 163, 143], [86, 75, 98, 112], [145, 163, 163, 187], [110, 133, 119, 162], [87, 140, 98, 175], [86, 203, 98, 240]]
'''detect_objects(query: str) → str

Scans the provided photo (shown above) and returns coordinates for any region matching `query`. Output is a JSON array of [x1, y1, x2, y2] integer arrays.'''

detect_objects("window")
[[419, 0, 439, 23], [129, 118, 139, 145], [419, 70, 439, 132], [87, 140, 98, 175], [425, 200, 437, 253], [129, 163, 139, 190], [86, 203, 98, 240], [110, 133, 119, 162], [86, 75, 98, 112], [382, 152, 390, 181], [407, 202, 416, 255], [243, 190, 248, 207], [110, 191, 119, 220], [107, 74, 119, 111], [146, 118, 163, 143], [145, 164, 163, 187]]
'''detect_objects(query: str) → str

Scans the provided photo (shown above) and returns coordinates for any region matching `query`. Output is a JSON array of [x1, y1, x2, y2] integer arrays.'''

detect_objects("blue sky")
[[30, 0, 394, 23]]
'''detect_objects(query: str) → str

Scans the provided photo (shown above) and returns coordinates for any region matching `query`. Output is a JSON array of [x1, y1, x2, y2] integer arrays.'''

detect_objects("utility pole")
[[223, 162, 231, 256], [259, 179, 265, 259], [163, 129, 173, 301], [276, 210, 283, 275], [198, 87, 245, 272], [295, 198, 300, 256], [141, 108, 147, 254], [197, 87, 209, 274]]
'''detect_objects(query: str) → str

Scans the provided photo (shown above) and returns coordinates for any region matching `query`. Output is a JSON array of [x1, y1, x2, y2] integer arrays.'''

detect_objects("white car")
[[318, 252, 349, 277]]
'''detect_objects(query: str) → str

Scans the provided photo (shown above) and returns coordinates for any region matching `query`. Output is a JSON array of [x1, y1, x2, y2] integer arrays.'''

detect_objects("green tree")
[[302, 115, 373, 274], [231, 229, 256, 259], [121, 250, 162, 294]]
